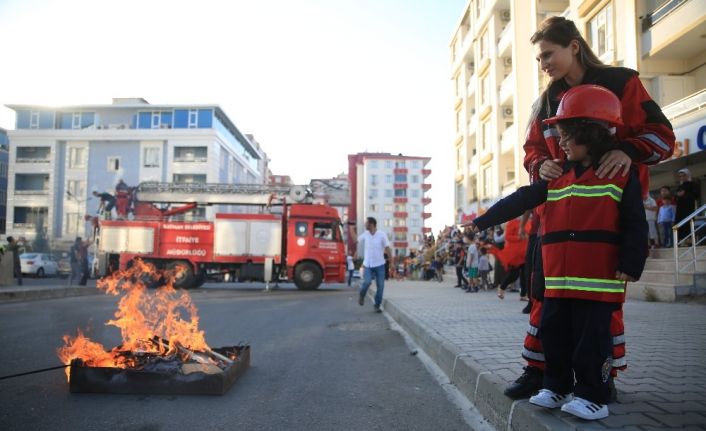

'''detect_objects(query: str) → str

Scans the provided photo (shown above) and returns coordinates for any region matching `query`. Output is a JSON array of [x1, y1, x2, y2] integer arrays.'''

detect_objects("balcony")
[[497, 22, 513, 58], [393, 227, 408, 233], [14, 189, 49, 195], [393, 197, 408, 203], [422, 184, 432, 191], [393, 168, 408, 174], [422, 197, 432, 205], [16, 147, 51, 163], [393, 241, 408, 248], [422, 212, 432, 219], [662, 89, 706, 122], [641, 0, 706, 59], [422, 227, 432, 234], [393, 183, 408, 189], [501, 123, 517, 154], [422, 169, 431, 177], [499, 72, 515, 105], [393, 212, 408, 218]]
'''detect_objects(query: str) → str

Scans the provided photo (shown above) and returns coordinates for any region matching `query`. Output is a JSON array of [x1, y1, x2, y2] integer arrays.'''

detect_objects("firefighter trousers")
[[540, 298, 619, 405]]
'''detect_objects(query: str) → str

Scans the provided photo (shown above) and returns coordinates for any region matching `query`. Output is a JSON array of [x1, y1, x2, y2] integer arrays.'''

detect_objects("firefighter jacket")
[[523, 67, 675, 196], [473, 163, 648, 303]]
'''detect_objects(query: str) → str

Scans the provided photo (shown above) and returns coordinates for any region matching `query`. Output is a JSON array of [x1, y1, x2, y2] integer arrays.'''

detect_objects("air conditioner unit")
[[503, 57, 512, 67], [500, 10, 511, 21], [503, 107, 513, 117]]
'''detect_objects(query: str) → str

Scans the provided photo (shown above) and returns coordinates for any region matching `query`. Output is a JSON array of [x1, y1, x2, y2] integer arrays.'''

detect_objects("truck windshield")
[[313, 221, 341, 242]]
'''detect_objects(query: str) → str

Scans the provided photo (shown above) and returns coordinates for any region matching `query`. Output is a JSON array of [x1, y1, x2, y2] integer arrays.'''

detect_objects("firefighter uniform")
[[520, 67, 674, 379]]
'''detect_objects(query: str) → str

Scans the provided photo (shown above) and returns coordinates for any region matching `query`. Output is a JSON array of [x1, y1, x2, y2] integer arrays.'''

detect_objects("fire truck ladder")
[[135, 182, 313, 206]]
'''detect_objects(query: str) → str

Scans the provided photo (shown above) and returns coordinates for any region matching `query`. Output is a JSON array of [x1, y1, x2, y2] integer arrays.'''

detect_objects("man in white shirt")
[[355, 217, 392, 312]]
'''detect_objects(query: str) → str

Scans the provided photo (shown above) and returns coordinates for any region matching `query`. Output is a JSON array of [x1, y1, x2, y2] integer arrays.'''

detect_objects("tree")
[[32, 216, 49, 253]]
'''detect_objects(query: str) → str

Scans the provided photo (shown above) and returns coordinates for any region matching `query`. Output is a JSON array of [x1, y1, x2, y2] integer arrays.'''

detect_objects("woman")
[[504, 16, 675, 403], [675, 168, 699, 242]]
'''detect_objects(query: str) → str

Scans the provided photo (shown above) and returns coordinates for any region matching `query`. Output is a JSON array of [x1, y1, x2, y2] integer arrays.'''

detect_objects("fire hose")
[[0, 364, 69, 381]]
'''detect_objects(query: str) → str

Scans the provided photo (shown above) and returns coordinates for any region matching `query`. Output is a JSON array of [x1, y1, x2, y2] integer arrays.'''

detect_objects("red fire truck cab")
[[98, 191, 346, 289]]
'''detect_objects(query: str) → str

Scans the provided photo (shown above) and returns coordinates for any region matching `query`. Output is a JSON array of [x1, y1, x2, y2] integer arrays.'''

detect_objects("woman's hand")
[[596, 150, 631, 179], [539, 159, 563, 180], [615, 271, 635, 282]]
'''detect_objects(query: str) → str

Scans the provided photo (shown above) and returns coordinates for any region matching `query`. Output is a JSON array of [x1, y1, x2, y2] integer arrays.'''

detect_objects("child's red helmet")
[[543, 84, 623, 127]]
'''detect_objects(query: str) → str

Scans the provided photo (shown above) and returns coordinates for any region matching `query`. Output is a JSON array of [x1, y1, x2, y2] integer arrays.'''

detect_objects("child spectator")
[[657, 195, 676, 247], [478, 247, 492, 290], [466, 237, 480, 292]]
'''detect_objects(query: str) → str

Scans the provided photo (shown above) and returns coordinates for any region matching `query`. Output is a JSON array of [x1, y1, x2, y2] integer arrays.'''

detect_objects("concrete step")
[[639, 269, 698, 284], [648, 246, 706, 259], [627, 281, 696, 302], [643, 258, 706, 271]]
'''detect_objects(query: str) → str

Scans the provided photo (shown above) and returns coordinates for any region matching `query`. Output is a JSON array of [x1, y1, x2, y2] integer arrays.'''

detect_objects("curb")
[[380, 295, 578, 431], [0, 287, 102, 303]]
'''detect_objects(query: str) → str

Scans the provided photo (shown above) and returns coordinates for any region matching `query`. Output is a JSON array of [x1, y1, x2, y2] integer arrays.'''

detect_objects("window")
[[456, 109, 462, 132], [370, 174, 378, 185], [151, 112, 161, 128], [395, 161, 406, 168], [412, 160, 421, 168], [394, 232, 406, 241], [410, 205, 420, 213], [188, 110, 198, 128], [370, 160, 379, 168], [107, 157, 120, 172], [0, 162, 6, 178], [412, 234, 421, 242], [411, 190, 420, 198], [72, 113, 81, 129], [174, 146, 207, 162], [394, 219, 406, 227], [143, 147, 160, 167], [394, 189, 407, 197], [394, 174, 407, 183], [385, 160, 393, 168], [65, 213, 81, 235], [67, 180, 85, 199], [384, 189, 393, 198], [411, 175, 419, 183], [588, 4, 614, 63], [295, 221, 309, 237], [481, 120, 491, 153], [173, 174, 206, 183], [480, 74, 490, 106], [0, 190, 6, 202], [385, 175, 392, 184], [383, 219, 392, 227], [479, 29, 489, 61], [456, 181, 463, 209], [409, 219, 420, 227], [69, 147, 86, 168], [369, 189, 378, 199], [384, 204, 393, 212], [483, 165, 493, 198], [369, 204, 378, 212], [394, 204, 406, 212], [456, 146, 462, 170], [30, 111, 39, 129], [314, 222, 338, 241]]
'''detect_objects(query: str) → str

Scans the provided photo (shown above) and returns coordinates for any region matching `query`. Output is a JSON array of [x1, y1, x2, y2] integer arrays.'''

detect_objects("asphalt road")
[[0, 282, 472, 430]]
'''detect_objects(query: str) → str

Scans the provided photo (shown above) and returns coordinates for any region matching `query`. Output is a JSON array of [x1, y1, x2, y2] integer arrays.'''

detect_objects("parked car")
[[20, 253, 59, 277], [54, 252, 72, 277]]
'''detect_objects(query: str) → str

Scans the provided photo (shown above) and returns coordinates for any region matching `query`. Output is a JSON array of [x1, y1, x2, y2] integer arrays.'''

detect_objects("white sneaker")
[[529, 389, 573, 409], [561, 397, 608, 420]]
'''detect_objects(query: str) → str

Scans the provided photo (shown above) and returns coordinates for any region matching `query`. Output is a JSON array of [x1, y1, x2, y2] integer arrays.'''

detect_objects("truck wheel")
[[167, 261, 195, 289], [294, 262, 322, 290], [193, 272, 207, 288]]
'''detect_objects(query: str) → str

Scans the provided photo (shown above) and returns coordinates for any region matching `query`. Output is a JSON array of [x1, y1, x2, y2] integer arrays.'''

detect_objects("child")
[[657, 195, 675, 247], [477, 247, 492, 290], [466, 237, 480, 292], [469, 85, 647, 420]]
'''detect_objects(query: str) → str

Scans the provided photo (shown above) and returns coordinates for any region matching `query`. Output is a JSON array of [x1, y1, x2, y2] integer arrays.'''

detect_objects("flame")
[[57, 259, 210, 381]]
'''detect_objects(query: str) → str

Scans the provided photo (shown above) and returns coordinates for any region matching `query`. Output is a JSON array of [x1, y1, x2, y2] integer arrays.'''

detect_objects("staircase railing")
[[672, 203, 706, 283]]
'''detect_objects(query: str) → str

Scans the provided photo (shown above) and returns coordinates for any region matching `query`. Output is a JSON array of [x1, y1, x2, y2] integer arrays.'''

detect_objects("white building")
[[5, 98, 268, 246], [348, 153, 432, 257], [450, 0, 706, 220]]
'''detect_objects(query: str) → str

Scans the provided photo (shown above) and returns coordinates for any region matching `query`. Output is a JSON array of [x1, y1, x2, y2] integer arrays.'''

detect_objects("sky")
[[0, 0, 467, 233]]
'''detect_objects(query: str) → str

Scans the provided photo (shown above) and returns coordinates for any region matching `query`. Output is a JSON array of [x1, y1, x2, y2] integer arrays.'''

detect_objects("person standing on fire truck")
[[355, 217, 391, 313]]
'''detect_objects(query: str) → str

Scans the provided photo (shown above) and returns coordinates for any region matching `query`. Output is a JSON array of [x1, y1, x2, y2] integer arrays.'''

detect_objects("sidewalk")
[[0, 281, 100, 302], [372, 277, 706, 430]]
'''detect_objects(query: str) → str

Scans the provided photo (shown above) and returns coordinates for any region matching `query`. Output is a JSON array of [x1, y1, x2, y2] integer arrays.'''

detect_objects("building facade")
[[0, 127, 8, 234], [348, 153, 432, 257], [5, 98, 268, 246], [450, 0, 706, 221]]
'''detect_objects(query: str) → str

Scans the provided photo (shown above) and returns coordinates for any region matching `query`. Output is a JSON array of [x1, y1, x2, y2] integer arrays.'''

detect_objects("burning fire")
[[57, 259, 214, 380]]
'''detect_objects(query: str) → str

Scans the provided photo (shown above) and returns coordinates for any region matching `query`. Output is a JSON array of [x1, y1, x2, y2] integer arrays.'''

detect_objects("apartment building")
[[348, 153, 432, 257], [450, 0, 706, 221], [5, 98, 268, 245], [0, 127, 8, 234]]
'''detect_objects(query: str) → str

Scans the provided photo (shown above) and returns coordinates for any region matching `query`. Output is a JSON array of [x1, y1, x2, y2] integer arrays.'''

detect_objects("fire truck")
[[96, 182, 346, 290]]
